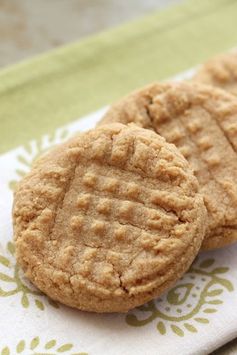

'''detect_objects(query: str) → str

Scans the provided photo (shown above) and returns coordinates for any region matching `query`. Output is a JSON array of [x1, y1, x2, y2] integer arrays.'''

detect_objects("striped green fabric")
[[0, 0, 237, 154]]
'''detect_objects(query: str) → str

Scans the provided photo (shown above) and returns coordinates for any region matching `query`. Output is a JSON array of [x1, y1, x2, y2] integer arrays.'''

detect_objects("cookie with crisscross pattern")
[[13, 123, 206, 312], [99, 82, 237, 250]]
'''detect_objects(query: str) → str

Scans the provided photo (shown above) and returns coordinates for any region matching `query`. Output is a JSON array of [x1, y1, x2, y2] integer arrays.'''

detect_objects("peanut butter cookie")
[[13, 124, 206, 312], [193, 51, 237, 95], [99, 82, 237, 250]]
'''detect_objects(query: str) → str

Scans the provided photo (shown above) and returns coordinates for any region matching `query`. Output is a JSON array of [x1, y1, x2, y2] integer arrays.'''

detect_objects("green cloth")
[[0, 0, 237, 154]]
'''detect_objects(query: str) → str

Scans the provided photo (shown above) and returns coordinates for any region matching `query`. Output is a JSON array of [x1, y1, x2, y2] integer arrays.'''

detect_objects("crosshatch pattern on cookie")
[[13, 124, 206, 312], [147, 87, 237, 238], [100, 83, 237, 250]]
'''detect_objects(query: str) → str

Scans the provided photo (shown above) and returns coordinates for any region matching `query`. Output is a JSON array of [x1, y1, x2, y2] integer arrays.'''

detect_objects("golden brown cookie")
[[13, 123, 206, 313], [99, 82, 237, 250], [193, 51, 237, 95]]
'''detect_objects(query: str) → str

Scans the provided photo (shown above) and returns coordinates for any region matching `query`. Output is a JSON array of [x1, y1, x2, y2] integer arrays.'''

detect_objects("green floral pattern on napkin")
[[126, 257, 233, 336], [0, 242, 58, 311], [1, 337, 87, 355]]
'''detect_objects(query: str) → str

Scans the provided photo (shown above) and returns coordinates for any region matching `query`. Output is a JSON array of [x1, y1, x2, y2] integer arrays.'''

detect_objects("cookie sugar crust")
[[13, 124, 206, 312], [99, 82, 237, 250]]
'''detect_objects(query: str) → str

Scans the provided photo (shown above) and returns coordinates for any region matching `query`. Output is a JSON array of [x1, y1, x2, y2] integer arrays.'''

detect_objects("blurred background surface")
[[0, 0, 180, 67]]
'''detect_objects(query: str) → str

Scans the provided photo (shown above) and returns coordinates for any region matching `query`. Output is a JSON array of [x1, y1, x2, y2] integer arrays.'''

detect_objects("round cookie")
[[13, 123, 206, 313], [99, 82, 237, 250], [193, 51, 237, 95]]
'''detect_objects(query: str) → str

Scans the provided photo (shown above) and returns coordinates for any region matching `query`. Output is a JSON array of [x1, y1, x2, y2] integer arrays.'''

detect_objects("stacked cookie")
[[13, 52, 237, 313]]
